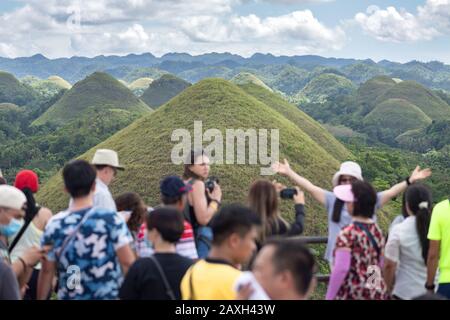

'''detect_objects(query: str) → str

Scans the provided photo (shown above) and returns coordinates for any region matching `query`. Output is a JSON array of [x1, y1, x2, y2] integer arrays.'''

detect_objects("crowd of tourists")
[[0, 148, 449, 300]]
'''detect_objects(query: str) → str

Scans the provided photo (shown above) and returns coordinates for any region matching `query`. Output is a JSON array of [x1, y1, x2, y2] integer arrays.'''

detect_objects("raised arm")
[[380, 166, 432, 207], [272, 159, 327, 205]]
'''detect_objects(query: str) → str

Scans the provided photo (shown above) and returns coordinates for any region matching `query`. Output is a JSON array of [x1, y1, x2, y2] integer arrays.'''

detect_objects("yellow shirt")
[[428, 199, 450, 283], [181, 259, 241, 300]]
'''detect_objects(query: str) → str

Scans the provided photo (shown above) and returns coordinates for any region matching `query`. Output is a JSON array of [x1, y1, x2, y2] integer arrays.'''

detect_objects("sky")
[[0, 0, 449, 63]]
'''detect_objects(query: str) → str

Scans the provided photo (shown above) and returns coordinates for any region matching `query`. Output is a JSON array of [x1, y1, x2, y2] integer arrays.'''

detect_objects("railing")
[[290, 236, 330, 283]]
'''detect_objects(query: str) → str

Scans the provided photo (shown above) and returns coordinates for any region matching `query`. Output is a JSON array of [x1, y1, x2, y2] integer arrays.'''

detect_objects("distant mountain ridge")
[[2, 52, 450, 92]]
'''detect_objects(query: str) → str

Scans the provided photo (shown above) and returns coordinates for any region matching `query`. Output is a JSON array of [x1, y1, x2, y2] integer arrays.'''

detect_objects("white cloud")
[[0, 0, 345, 58], [354, 0, 450, 42], [181, 10, 346, 52]]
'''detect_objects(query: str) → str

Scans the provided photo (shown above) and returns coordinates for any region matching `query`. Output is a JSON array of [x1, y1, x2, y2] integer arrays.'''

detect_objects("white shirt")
[[93, 178, 117, 211], [385, 216, 438, 299], [68, 179, 117, 212]]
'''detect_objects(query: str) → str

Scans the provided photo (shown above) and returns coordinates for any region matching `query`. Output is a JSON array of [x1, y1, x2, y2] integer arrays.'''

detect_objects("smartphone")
[[280, 188, 297, 199]]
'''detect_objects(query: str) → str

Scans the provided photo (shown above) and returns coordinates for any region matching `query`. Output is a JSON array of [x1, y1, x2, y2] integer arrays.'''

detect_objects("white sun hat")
[[91, 149, 124, 170], [332, 161, 363, 187]]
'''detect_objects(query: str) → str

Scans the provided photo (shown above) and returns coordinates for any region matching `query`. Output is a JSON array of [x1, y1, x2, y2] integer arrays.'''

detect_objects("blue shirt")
[[41, 207, 132, 300]]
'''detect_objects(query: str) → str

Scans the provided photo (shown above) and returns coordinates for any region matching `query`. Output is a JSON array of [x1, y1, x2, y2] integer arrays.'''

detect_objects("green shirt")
[[428, 199, 450, 283]]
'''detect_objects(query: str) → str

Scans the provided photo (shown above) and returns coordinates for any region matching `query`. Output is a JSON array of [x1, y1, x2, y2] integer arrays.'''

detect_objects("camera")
[[280, 188, 297, 199], [205, 176, 220, 193]]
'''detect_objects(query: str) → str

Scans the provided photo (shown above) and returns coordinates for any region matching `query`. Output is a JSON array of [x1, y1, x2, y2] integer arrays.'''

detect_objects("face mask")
[[0, 218, 23, 237]]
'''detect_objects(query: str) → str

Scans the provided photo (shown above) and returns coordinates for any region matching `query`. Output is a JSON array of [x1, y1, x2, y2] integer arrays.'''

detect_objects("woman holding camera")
[[183, 149, 222, 258], [248, 179, 305, 248], [271, 159, 432, 265]]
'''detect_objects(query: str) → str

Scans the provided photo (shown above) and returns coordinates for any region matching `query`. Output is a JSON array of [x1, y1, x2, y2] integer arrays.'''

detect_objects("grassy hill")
[[0, 71, 37, 106], [47, 76, 72, 89], [374, 80, 450, 120], [356, 76, 397, 113], [297, 73, 356, 103], [140, 74, 191, 108], [128, 77, 153, 96], [32, 72, 151, 126], [231, 72, 273, 92], [238, 83, 351, 161], [364, 98, 432, 138], [22, 75, 69, 99], [38, 78, 353, 237], [128, 77, 153, 90], [122, 67, 169, 83]]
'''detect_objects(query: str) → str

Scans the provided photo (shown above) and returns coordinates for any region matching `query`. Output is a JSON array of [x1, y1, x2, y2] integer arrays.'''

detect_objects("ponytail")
[[415, 206, 431, 264], [405, 184, 432, 265], [22, 187, 37, 223], [331, 198, 344, 223]]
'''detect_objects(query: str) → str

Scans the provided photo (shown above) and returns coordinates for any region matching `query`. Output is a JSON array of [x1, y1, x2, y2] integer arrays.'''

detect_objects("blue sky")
[[0, 0, 449, 63]]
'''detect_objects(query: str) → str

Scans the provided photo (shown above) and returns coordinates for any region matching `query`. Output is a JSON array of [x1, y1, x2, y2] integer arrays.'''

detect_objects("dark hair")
[[0, 177, 6, 185], [405, 184, 433, 264], [146, 207, 184, 243], [265, 238, 316, 296], [62, 160, 96, 198], [161, 194, 183, 206], [182, 149, 208, 181], [351, 180, 377, 218], [331, 199, 345, 223], [210, 203, 261, 245], [115, 192, 147, 233], [22, 188, 37, 223], [400, 192, 409, 218]]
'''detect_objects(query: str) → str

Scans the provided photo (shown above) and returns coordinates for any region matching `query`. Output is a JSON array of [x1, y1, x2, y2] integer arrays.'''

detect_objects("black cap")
[[160, 176, 192, 198]]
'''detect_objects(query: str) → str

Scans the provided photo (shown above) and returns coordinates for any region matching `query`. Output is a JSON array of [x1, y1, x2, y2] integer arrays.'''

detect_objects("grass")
[[32, 72, 151, 126], [238, 83, 352, 162], [375, 80, 450, 120], [140, 74, 191, 108], [230, 72, 273, 92], [128, 77, 153, 90], [364, 98, 432, 138], [356, 76, 396, 112], [0, 70, 37, 106], [299, 73, 356, 103], [47, 76, 72, 89]]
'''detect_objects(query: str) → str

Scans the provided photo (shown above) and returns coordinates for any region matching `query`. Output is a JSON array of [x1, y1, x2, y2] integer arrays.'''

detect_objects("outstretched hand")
[[271, 159, 292, 176], [410, 166, 432, 183]]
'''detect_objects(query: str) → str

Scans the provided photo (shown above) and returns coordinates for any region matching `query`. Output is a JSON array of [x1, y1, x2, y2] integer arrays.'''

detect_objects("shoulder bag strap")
[[354, 222, 381, 257], [148, 255, 177, 300]]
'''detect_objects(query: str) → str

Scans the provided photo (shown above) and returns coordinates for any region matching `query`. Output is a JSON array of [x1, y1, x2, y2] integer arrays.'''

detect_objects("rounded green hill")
[[32, 72, 151, 126], [140, 74, 191, 108], [37, 78, 351, 236]]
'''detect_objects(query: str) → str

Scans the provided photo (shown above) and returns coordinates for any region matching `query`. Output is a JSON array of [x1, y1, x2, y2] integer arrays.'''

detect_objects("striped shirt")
[[135, 221, 198, 260]]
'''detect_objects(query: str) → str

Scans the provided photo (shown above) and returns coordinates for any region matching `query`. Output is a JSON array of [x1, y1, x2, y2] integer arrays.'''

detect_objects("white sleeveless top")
[[9, 221, 43, 270]]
